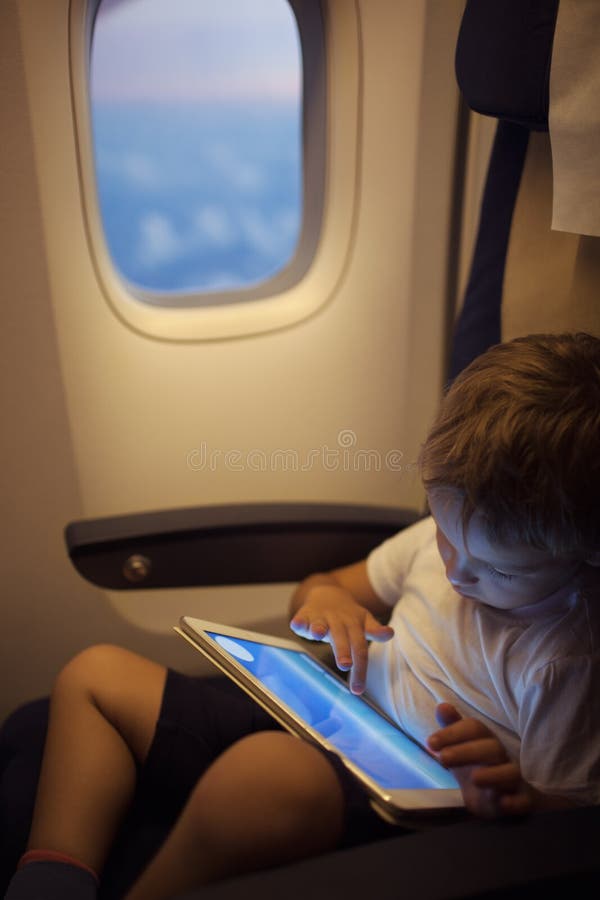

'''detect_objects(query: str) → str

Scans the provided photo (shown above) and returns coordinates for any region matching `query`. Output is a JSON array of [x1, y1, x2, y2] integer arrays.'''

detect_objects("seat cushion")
[[0, 698, 49, 894], [0, 698, 170, 898]]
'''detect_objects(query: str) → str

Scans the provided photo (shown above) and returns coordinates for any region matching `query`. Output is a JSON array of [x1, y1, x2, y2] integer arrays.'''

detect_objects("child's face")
[[427, 488, 582, 611]]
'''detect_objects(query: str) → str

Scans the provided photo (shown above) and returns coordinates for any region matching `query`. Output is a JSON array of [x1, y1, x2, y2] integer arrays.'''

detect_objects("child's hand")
[[427, 703, 534, 818], [290, 584, 394, 695]]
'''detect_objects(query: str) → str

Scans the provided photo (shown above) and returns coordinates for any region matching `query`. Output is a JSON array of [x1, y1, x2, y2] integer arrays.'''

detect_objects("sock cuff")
[[18, 849, 100, 885]]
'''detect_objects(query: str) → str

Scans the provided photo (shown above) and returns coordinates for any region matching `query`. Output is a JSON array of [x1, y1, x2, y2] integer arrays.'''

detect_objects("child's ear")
[[585, 551, 600, 567]]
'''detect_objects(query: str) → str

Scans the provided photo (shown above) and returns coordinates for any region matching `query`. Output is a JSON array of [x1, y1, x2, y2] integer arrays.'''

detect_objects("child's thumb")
[[435, 702, 462, 727], [365, 615, 394, 641]]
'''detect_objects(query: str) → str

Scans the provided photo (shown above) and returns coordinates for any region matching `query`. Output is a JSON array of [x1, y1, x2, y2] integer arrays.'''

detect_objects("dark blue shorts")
[[138, 669, 403, 848]]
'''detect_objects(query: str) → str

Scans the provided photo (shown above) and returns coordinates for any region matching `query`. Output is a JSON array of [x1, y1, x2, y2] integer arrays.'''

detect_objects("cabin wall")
[[1, 0, 476, 720]]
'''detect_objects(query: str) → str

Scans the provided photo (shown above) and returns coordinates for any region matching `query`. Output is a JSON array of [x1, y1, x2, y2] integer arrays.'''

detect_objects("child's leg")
[[126, 731, 345, 900], [27, 644, 167, 873]]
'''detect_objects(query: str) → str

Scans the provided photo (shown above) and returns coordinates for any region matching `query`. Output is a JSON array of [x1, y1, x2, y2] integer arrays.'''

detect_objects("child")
[[6, 332, 600, 900]]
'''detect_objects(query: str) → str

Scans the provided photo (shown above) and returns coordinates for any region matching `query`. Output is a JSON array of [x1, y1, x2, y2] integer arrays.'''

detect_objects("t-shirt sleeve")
[[518, 654, 600, 805], [366, 516, 436, 607]]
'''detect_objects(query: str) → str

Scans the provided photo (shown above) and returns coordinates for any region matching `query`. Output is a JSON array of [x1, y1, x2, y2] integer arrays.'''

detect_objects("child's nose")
[[436, 527, 478, 585], [444, 549, 478, 586]]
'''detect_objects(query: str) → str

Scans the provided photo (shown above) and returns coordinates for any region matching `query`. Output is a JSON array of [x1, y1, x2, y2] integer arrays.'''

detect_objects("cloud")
[[205, 144, 265, 193], [137, 206, 239, 274], [238, 210, 279, 257], [134, 204, 300, 283], [96, 149, 160, 190], [190, 271, 247, 292], [136, 212, 185, 268], [239, 208, 299, 258], [193, 206, 236, 248], [136, 207, 237, 272]]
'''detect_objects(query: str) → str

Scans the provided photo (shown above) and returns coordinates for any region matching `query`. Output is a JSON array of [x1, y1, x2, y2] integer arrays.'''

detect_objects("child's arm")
[[427, 703, 578, 817], [289, 561, 394, 695]]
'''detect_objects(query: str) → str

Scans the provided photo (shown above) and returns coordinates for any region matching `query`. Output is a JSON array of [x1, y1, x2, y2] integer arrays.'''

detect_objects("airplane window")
[[90, 0, 304, 300]]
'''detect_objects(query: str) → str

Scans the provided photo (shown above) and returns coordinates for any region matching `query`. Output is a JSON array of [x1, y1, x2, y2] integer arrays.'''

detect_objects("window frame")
[[70, 0, 361, 340]]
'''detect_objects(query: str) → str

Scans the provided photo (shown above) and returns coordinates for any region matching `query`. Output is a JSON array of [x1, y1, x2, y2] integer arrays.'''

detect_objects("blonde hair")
[[420, 333, 600, 558]]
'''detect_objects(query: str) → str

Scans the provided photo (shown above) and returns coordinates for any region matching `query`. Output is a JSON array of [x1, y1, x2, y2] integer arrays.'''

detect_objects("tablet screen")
[[207, 631, 458, 791]]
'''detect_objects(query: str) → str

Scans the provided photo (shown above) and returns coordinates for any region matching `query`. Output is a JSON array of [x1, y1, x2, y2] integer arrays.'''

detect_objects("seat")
[[3, 118, 600, 889]]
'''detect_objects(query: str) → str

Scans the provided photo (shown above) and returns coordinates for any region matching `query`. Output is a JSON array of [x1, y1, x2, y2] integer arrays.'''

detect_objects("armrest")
[[65, 503, 419, 590]]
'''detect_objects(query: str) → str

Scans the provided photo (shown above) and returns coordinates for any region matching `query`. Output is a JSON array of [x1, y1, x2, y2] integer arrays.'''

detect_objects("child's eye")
[[486, 565, 513, 581]]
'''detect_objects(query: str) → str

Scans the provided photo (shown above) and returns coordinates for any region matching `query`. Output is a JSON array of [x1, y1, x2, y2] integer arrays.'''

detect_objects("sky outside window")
[[90, 0, 303, 296]]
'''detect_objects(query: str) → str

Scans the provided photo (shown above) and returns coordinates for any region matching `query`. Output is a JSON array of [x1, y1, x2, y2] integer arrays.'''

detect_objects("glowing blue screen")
[[207, 632, 458, 790]]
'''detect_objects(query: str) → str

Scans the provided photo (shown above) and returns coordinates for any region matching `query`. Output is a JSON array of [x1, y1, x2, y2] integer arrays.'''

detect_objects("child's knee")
[[187, 731, 344, 844], [53, 644, 125, 700], [51, 645, 166, 761]]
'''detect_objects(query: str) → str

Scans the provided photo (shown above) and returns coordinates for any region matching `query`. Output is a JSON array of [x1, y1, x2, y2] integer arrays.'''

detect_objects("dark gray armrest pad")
[[66, 503, 419, 590]]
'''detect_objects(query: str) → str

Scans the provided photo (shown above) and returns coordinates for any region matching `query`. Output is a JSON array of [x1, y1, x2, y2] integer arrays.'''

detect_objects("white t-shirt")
[[365, 516, 600, 804]]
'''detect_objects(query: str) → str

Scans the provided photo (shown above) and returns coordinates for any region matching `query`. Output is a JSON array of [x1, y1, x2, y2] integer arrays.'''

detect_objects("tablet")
[[175, 616, 463, 822]]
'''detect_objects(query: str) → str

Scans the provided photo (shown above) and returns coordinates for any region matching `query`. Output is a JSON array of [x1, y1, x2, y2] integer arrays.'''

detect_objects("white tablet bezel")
[[175, 616, 464, 820]]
